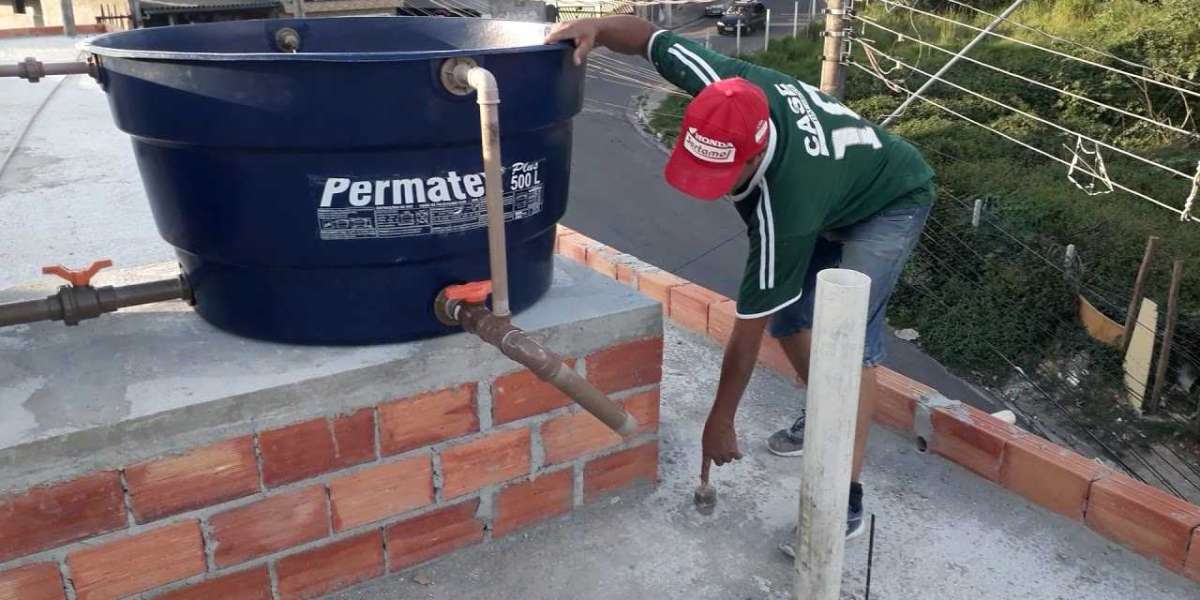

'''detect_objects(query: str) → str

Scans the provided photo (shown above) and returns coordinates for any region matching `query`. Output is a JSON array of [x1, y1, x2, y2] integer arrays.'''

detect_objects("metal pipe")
[[0, 276, 191, 328], [0, 58, 95, 82], [880, 0, 1026, 127], [794, 269, 870, 600], [454, 64, 512, 318], [438, 295, 638, 436]]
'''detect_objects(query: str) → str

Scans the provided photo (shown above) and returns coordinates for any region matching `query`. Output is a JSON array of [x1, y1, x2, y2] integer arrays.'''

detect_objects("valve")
[[444, 280, 493, 304], [41, 259, 113, 287]]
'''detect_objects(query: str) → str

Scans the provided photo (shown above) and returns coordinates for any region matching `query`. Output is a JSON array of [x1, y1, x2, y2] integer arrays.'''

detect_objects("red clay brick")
[[615, 262, 640, 286], [541, 389, 659, 465], [557, 232, 596, 264], [275, 532, 384, 600], [494, 469, 574, 537], [332, 408, 377, 465], [553, 225, 576, 251], [636, 269, 688, 309], [584, 442, 658, 502], [441, 428, 531, 499], [586, 246, 621, 279], [211, 486, 329, 567], [126, 437, 259, 523], [999, 436, 1110, 522], [0, 563, 64, 600], [0, 472, 126, 563], [586, 337, 663, 394], [68, 520, 205, 600], [330, 457, 434, 531], [1185, 527, 1200, 582], [874, 368, 924, 432], [929, 404, 1020, 482], [541, 411, 621, 465], [1085, 473, 1200, 572], [259, 410, 376, 487], [155, 566, 272, 600], [379, 384, 478, 455], [385, 500, 484, 570], [493, 362, 575, 425], [669, 284, 726, 334], [707, 300, 738, 346]]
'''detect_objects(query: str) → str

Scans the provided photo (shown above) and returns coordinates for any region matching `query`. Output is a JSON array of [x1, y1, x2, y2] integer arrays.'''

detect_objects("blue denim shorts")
[[768, 191, 933, 367]]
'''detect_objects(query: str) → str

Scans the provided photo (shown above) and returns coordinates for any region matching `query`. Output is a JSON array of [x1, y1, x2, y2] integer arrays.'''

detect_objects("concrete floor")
[[329, 323, 1198, 600]]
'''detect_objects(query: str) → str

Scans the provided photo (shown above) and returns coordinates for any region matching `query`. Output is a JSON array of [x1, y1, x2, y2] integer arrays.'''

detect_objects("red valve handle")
[[444, 280, 492, 304], [41, 259, 113, 287]]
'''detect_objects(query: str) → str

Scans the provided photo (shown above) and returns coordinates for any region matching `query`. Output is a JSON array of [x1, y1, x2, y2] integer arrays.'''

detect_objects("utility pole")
[[60, 0, 76, 37], [129, 0, 142, 28], [818, 0, 848, 98]]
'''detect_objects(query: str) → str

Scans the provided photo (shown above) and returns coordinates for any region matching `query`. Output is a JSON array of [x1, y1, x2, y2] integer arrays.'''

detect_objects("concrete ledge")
[[0, 257, 660, 494], [553, 224, 1200, 584]]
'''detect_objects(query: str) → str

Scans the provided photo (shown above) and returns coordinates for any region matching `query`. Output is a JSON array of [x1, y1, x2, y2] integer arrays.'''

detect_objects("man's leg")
[[777, 332, 874, 483]]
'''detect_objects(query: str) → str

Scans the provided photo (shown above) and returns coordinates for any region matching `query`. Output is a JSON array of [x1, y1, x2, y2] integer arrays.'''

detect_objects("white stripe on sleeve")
[[667, 46, 713, 85], [646, 30, 667, 63], [673, 44, 721, 83]]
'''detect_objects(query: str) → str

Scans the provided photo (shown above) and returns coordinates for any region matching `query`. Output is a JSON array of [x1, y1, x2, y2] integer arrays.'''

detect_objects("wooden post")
[[819, 0, 847, 98], [1120, 235, 1160, 356], [60, 0, 76, 36], [795, 269, 870, 600], [1148, 260, 1183, 413]]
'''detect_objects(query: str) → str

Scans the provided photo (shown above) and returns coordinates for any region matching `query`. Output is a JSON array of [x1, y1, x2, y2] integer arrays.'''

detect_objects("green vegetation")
[[647, 3, 1200, 434]]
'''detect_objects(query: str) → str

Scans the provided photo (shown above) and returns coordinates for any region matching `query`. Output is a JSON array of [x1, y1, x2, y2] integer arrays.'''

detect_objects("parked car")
[[716, 1, 766, 35], [704, 2, 727, 17]]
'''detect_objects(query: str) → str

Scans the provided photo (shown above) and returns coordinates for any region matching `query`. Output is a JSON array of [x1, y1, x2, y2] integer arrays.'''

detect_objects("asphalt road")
[[561, 8, 1000, 413]]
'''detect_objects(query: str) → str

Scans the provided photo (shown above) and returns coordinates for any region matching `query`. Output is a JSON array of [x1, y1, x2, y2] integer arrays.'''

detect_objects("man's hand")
[[544, 16, 657, 65], [545, 20, 600, 66], [702, 412, 743, 466]]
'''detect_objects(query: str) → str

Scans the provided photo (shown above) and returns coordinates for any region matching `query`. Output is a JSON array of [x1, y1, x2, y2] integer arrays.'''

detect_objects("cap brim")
[[664, 141, 745, 201]]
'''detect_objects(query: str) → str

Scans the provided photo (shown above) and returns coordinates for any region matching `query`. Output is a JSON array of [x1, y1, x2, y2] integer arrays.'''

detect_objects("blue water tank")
[[81, 16, 583, 344]]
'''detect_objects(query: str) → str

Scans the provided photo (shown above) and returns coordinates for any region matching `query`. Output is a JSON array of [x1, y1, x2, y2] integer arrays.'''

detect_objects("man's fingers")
[[573, 38, 594, 66]]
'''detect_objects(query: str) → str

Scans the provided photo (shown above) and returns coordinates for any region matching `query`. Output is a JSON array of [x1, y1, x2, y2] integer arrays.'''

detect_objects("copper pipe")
[[437, 294, 638, 437]]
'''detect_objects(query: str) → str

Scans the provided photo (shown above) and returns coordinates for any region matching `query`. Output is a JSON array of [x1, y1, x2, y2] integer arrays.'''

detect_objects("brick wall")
[[0, 337, 662, 600]]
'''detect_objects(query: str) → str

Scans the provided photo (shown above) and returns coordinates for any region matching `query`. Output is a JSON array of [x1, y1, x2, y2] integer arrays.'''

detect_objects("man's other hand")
[[545, 19, 600, 65], [702, 413, 743, 466]]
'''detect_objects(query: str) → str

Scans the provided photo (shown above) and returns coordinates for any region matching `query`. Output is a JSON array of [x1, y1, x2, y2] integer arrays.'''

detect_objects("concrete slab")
[[328, 323, 1199, 600], [0, 35, 171, 291], [0, 257, 660, 494]]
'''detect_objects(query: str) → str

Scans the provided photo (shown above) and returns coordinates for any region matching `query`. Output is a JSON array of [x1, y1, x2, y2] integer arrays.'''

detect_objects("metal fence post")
[[764, 9, 771, 51]]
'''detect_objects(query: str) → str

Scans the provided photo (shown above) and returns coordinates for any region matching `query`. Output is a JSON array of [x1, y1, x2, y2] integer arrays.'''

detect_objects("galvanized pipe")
[[0, 276, 191, 328], [454, 64, 512, 318], [438, 296, 639, 437], [0, 58, 95, 83]]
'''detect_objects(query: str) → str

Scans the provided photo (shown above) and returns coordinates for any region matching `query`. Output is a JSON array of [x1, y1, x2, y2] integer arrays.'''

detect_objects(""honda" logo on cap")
[[683, 127, 736, 164]]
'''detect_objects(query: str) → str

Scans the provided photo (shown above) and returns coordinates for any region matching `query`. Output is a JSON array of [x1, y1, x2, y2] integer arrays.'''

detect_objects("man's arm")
[[703, 315, 767, 465], [545, 16, 656, 65]]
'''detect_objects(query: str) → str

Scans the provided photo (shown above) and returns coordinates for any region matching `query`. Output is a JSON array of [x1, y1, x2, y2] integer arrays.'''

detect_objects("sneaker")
[[767, 411, 806, 457], [778, 483, 866, 558]]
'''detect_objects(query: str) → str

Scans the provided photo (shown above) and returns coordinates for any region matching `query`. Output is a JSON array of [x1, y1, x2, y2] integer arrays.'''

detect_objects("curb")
[[553, 224, 1200, 584]]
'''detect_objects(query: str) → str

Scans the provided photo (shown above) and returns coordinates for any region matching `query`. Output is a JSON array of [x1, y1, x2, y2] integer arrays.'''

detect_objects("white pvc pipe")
[[456, 65, 511, 317], [793, 1, 799, 37], [794, 268, 870, 600], [736, 19, 742, 56]]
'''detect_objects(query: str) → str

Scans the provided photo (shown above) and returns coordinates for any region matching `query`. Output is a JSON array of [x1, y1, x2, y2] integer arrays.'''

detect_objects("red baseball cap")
[[665, 77, 771, 201]]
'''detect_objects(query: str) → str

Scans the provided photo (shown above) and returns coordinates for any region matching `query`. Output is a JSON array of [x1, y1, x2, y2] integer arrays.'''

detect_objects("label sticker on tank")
[[314, 159, 546, 241]]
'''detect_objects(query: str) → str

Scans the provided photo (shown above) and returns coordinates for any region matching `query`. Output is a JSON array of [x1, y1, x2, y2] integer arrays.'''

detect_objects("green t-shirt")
[[646, 30, 935, 318]]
